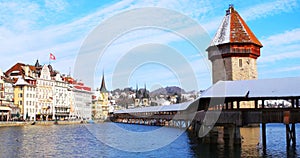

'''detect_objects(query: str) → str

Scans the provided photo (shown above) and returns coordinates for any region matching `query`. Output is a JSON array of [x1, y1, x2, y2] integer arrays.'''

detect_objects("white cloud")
[[262, 65, 300, 75], [202, 0, 298, 34], [240, 0, 298, 21], [0, 0, 299, 90], [45, 0, 68, 12], [259, 50, 300, 63], [0, 1, 43, 32], [259, 28, 300, 63], [261, 28, 300, 46]]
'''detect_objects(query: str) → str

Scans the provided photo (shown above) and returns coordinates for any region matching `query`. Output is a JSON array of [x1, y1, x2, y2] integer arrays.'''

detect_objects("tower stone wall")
[[207, 5, 263, 108]]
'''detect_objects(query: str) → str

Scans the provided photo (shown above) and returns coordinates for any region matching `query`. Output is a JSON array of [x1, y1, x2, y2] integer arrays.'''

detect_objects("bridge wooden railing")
[[194, 108, 300, 126]]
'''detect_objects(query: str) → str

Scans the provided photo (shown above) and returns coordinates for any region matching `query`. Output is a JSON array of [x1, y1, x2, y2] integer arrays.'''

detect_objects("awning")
[[0, 106, 12, 111]]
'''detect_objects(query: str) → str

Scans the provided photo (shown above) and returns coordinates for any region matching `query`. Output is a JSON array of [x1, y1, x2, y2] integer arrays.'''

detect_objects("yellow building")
[[96, 73, 109, 119], [13, 77, 36, 120]]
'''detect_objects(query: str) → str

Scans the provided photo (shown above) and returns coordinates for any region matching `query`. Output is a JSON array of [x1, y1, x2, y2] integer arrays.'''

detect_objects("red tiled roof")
[[74, 85, 91, 92], [5, 63, 25, 76], [210, 5, 263, 47]]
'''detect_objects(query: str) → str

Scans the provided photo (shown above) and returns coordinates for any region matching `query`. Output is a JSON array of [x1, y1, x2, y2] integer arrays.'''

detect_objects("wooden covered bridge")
[[111, 77, 300, 150]]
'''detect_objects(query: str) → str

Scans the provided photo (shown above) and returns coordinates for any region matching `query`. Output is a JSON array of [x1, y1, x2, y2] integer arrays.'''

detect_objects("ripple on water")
[[0, 123, 299, 157]]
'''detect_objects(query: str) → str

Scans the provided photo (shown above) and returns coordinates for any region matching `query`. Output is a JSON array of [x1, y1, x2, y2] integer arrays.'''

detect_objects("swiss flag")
[[50, 53, 56, 60]]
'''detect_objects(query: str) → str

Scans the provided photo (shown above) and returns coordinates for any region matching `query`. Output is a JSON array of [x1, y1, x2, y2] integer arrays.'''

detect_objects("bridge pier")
[[198, 124, 241, 146], [202, 127, 218, 144], [224, 125, 241, 146], [286, 123, 296, 148], [262, 123, 267, 151]]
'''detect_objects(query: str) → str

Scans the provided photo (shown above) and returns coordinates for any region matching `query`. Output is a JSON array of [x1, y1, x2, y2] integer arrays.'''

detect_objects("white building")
[[36, 65, 55, 120], [53, 73, 69, 120], [3, 79, 14, 106], [69, 82, 93, 120]]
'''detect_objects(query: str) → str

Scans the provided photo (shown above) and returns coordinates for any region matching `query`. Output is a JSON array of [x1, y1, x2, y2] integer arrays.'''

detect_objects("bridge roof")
[[200, 77, 300, 99], [114, 101, 193, 114]]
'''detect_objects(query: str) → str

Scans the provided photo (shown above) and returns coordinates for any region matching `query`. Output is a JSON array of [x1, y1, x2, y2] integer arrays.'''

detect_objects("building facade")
[[53, 74, 69, 120], [0, 76, 4, 106], [36, 65, 55, 120], [13, 77, 37, 120], [70, 82, 93, 120], [134, 84, 150, 107], [5, 61, 93, 121]]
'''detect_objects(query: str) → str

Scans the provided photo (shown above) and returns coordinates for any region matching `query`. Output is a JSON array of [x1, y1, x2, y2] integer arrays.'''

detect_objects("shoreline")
[[0, 120, 105, 127]]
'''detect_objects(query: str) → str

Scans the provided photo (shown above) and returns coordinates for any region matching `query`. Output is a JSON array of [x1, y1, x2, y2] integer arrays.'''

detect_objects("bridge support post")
[[224, 125, 234, 146], [201, 126, 218, 144], [210, 127, 219, 144], [224, 125, 241, 146], [254, 100, 258, 109], [262, 123, 267, 151], [292, 123, 296, 147], [286, 123, 296, 148], [195, 121, 200, 136], [234, 126, 241, 145], [225, 101, 229, 110]]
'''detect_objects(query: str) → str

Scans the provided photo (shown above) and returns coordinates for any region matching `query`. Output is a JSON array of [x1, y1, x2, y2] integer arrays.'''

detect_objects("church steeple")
[[34, 59, 41, 67], [143, 83, 147, 98], [100, 72, 108, 93]]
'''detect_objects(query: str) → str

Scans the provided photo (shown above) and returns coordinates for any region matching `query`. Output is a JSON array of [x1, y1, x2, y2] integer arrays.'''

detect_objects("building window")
[[19, 101, 22, 105], [239, 59, 243, 67], [19, 93, 23, 97]]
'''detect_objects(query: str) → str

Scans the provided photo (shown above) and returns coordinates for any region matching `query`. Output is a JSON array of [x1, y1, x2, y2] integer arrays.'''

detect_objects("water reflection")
[[240, 127, 260, 157], [0, 123, 299, 157]]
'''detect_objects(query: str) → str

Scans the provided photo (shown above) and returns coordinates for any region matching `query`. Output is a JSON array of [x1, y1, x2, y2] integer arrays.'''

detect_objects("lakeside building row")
[[0, 60, 93, 121]]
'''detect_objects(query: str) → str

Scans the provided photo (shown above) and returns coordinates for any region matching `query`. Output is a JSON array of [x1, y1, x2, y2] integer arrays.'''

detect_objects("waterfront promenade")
[[0, 120, 94, 127]]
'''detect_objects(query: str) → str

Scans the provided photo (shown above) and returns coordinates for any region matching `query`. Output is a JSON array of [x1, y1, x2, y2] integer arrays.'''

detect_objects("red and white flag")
[[50, 53, 56, 60]]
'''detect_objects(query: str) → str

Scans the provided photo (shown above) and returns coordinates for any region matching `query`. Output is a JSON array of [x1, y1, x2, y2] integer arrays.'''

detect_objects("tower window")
[[239, 59, 243, 67]]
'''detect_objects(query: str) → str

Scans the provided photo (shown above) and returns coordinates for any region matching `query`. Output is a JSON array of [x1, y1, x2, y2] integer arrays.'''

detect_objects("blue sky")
[[0, 0, 300, 91]]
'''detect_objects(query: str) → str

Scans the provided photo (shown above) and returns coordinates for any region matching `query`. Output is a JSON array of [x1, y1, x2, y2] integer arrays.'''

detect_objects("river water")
[[0, 123, 299, 157]]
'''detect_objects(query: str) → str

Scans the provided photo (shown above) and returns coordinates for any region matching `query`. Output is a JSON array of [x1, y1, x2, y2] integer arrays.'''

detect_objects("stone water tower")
[[207, 5, 263, 84]]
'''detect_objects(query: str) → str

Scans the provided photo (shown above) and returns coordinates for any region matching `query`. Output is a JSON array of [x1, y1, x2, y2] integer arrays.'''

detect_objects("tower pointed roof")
[[143, 83, 149, 98], [100, 72, 108, 93], [210, 5, 262, 47], [34, 59, 41, 67]]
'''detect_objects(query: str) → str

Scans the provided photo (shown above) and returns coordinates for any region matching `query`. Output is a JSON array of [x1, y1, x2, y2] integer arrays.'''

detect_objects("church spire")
[[100, 72, 108, 93], [34, 59, 41, 67], [143, 83, 148, 98]]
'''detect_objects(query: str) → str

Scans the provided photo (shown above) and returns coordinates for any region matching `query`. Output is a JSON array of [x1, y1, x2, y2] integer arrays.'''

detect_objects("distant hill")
[[150, 86, 186, 97]]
